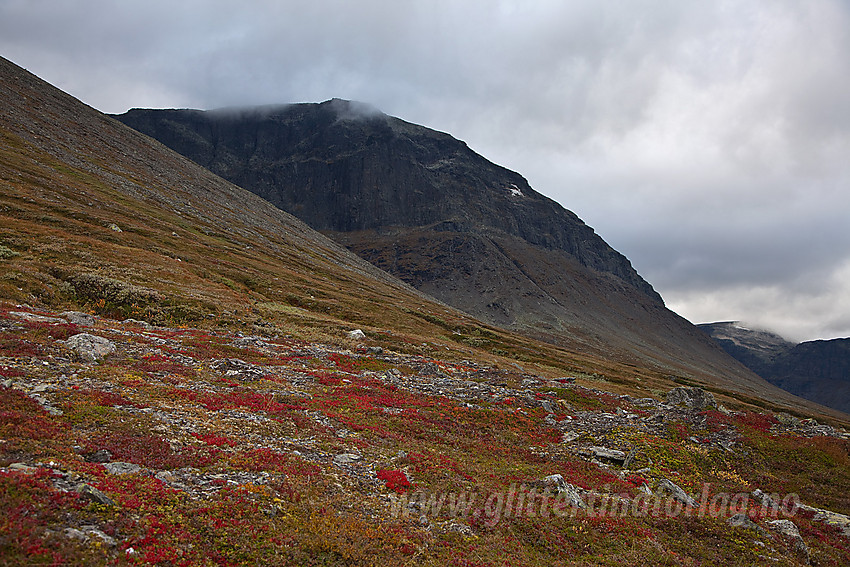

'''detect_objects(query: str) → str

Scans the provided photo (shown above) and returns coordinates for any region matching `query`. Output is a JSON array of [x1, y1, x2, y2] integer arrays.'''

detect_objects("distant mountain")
[[115, 101, 759, 386], [699, 322, 850, 414]]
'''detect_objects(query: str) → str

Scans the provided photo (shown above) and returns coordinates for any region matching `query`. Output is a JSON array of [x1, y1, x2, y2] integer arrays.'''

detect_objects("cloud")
[[1, 0, 849, 340]]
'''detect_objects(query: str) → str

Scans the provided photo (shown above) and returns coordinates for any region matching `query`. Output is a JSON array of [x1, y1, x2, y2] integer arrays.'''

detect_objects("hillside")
[[700, 323, 850, 414], [115, 102, 761, 390], [2, 56, 850, 565]]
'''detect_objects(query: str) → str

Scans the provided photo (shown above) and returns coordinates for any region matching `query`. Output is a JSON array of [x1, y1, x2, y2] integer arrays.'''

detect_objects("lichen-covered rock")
[[63, 333, 116, 362], [656, 478, 697, 507], [665, 387, 716, 410], [767, 519, 809, 560], [61, 311, 97, 326]]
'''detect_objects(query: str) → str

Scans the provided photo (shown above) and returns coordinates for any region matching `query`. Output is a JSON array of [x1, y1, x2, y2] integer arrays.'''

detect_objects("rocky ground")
[[2, 304, 850, 566]]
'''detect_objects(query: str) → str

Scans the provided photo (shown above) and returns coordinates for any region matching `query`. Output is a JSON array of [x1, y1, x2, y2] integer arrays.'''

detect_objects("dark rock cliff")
[[116, 100, 660, 302]]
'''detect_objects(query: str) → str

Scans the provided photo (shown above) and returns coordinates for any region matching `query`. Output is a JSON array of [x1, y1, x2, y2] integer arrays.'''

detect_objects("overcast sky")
[[2, 0, 849, 342]]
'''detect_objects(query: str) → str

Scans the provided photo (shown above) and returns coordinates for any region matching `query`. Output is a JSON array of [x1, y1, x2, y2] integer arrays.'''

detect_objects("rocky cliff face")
[[116, 101, 762, 382], [117, 100, 659, 300], [699, 323, 850, 414]]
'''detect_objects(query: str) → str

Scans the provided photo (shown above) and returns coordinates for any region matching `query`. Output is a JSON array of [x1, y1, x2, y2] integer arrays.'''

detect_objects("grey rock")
[[77, 484, 116, 506], [561, 432, 579, 443], [81, 526, 117, 546], [10, 311, 64, 323], [7, 462, 38, 474], [541, 474, 585, 509], [64, 527, 88, 541], [622, 446, 638, 469], [347, 329, 366, 340], [656, 478, 697, 507], [774, 412, 801, 427], [797, 504, 850, 539], [588, 446, 626, 463], [63, 333, 116, 362], [333, 453, 362, 465], [61, 311, 97, 326], [767, 519, 809, 559], [104, 462, 141, 475], [85, 449, 112, 463], [752, 488, 780, 512], [665, 387, 716, 410], [727, 513, 768, 535]]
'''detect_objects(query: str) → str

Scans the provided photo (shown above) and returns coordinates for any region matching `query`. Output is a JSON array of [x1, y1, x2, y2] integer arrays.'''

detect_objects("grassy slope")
[[1, 56, 849, 565]]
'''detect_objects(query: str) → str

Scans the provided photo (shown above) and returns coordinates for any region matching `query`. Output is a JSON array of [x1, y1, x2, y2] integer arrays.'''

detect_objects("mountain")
[[115, 101, 760, 389], [699, 322, 850, 414], [697, 322, 796, 377]]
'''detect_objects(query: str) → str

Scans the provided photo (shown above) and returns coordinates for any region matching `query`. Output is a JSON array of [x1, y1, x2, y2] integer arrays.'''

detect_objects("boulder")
[[63, 333, 116, 362], [767, 519, 809, 560], [333, 453, 362, 465], [104, 462, 141, 475], [347, 329, 366, 340], [61, 311, 96, 326], [656, 478, 697, 507], [541, 474, 586, 509], [665, 387, 716, 410], [586, 446, 626, 464], [77, 484, 116, 506]]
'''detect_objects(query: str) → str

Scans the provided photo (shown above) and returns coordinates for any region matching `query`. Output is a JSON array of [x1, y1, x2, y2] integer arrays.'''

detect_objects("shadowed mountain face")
[[699, 323, 850, 414], [116, 101, 766, 383]]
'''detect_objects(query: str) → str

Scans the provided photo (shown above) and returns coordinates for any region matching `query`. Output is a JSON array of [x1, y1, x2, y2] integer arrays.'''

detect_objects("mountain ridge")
[[699, 322, 850, 414]]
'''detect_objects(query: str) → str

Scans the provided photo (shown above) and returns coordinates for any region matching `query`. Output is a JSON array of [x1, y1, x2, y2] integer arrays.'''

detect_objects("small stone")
[[121, 318, 151, 329], [727, 513, 767, 534], [446, 521, 473, 535], [333, 453, 362, 465], [347, 329, 366, 340], [561, 432, 579, 443]]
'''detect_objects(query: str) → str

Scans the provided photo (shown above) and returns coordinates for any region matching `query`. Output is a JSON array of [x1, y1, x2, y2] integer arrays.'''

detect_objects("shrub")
[[377, 469, 411, 493]]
